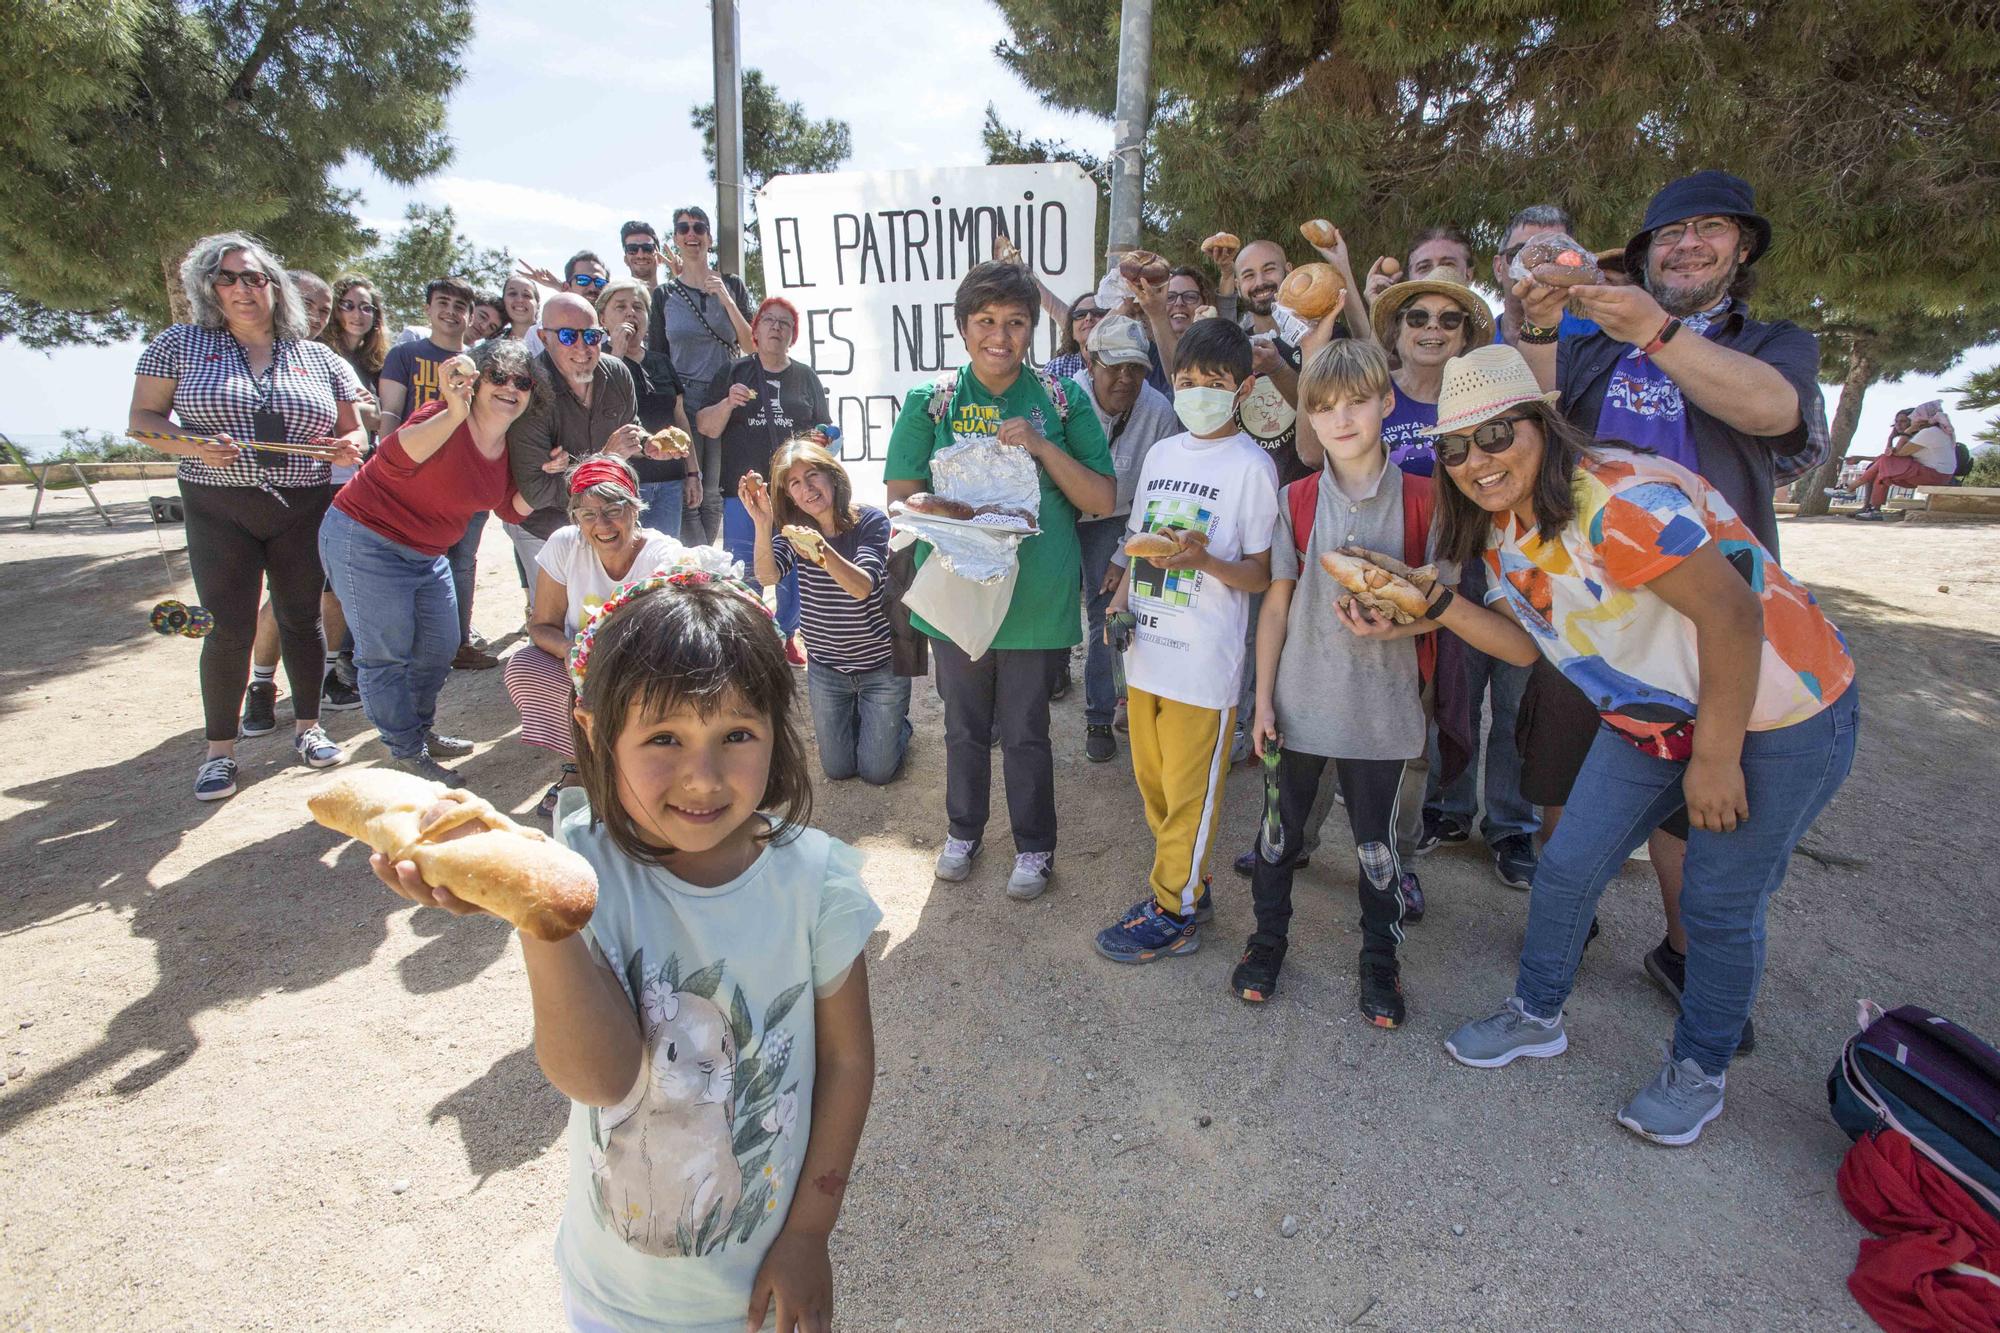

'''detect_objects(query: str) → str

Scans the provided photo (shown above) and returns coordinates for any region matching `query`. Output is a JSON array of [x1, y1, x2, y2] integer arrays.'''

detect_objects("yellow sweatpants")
[[1127, 687, 1235, 917]]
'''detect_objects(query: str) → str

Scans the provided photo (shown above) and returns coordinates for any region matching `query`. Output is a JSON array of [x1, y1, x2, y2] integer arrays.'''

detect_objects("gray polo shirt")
[[506, 350, 640, 538], [1269, 463, 1424, 761], [1083, 376, 1181, 517]]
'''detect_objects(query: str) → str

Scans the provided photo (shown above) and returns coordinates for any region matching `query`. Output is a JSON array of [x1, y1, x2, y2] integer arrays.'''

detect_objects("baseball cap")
[[1087, 314, 1152, 367]]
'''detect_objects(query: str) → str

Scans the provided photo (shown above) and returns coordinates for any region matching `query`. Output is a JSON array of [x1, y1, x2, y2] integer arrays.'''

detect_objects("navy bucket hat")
[[1623, 170, 1772, 276]]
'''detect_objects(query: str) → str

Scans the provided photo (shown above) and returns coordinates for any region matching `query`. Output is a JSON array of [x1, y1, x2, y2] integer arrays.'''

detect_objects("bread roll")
[[1299, 219, 1338, 248], [647, 425, 692, 458], [1116, 249, 1171, 286], [1318, 551, 1430, 624], [1123, 531, 1182, 559], [1338, 545, 1438, 595], [1278, 263, 1343, 319], [902, 492, 975, 520], [1201, 232, 1241, 262], [310, 770, 597, 941], [781, 524, 828, 564], [1518, 238, 1602, 287], [443, 354, 478, 392]]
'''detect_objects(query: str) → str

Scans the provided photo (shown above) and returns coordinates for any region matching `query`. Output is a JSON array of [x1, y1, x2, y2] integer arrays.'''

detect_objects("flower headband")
[[566, 545, 777, 691]]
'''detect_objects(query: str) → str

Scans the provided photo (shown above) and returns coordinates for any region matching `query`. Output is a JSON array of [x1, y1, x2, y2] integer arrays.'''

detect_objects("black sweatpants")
[[1250, 749, 1408, 957], [931, 637, 1061, 854], [180, 480, 332, 741]]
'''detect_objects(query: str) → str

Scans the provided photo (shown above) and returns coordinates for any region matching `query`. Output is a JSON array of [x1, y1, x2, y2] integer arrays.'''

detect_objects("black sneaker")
[[1050, 666, 1073, 702], [1231, 932, 1288, 1003], [1358, 951, 1406, 1028], [1643, 937, 1755, 1054], [321, 668, 363, 711], [1414, 810, 1467, 856], [1231, 846, 1310, 878], [1492, 834, 1537, 890], [1085, 724, 1117, 763], [240, 680, 278, 737]]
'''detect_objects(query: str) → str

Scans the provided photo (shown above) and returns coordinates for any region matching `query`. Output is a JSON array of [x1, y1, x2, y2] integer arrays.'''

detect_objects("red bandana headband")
[[568, 458, 637, 498]]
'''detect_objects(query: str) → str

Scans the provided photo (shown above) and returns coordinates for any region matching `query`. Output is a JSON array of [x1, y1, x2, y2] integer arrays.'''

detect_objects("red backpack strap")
[[1285, 475, 1317, 564], [1401, 473, 1439, 687]]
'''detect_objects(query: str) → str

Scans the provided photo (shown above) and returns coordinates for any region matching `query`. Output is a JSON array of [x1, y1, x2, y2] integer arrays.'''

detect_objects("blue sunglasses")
[[569, 273, 609, 290], [547, 327, 610, 348]]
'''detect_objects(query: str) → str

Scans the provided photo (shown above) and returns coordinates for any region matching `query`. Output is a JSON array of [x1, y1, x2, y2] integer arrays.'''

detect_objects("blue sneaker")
[[1094, 898, 1199, 964]]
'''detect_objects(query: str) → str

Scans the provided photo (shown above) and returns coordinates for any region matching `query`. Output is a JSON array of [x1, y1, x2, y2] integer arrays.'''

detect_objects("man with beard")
[[1507, 171, 1828, 1055]]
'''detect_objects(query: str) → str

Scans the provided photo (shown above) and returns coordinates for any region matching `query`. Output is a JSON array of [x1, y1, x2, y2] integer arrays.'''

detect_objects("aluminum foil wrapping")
[[892, 432, 1043, 584]]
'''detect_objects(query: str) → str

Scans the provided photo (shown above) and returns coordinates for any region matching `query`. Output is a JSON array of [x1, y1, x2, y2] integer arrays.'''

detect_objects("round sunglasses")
[[1400, 307, 1469, 331], [569, 273, 609, 290], [1436, 414, 1530, 469], [484, 369, 536, 391], [546, 327, 610, 348]]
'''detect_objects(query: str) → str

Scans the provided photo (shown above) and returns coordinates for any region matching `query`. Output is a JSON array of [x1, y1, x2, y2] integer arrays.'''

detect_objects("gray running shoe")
[[1444, 996, 1569, 1068], [1006, 851, 1054, 901], [1617, 1048, 1726, 1146], [935, 836, 980, 882], [424, 731, 475, 758], [394, 750, 466, 789]]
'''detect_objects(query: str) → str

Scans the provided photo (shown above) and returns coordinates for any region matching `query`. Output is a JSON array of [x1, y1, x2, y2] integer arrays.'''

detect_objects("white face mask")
[[1175, 385, 1238, 435]]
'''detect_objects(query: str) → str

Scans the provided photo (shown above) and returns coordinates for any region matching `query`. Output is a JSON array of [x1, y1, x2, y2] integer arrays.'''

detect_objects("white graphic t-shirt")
[[1121, 429, 1280, 710], [552, 797, 882, 1332], [537, 526, 684, 641]]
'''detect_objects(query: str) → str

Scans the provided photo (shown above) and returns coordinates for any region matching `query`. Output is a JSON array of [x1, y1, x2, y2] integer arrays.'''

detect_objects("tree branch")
[[225, 2, 305, 107]]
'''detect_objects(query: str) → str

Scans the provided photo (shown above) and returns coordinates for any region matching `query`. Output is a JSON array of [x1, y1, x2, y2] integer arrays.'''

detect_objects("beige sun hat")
[[1369, 261, 1495, 347], [1420, 343, 1561, 437]]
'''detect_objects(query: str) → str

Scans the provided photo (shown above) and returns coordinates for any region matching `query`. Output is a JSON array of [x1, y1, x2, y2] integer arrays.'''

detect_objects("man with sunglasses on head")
[[658, 204, 756, 545], [504, 293, 652, 576], [1507, 171, 1829, 1046]]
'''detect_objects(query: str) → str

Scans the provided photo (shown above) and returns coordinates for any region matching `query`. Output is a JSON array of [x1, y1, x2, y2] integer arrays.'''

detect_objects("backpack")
[[1284, 468, 1439, 688], [1953, 442, 1974, 481], [1828, 1001, 2000, 1219]]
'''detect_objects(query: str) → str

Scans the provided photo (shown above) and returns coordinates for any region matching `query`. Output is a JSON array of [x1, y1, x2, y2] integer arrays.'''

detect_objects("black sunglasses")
[[624, 241, 657, 255], [1401, 308, 1469, 331], [213, 270, 271, 289], [547, 327, 609, 348], [1437, 414, 1530, 469], [675, 220, 710, 236], [484, 369, 536, 391], [337, 298, 377, 315]]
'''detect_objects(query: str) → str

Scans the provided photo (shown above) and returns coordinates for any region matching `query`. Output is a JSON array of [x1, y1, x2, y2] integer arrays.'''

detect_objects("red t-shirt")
[[332, 401, 520, 556]]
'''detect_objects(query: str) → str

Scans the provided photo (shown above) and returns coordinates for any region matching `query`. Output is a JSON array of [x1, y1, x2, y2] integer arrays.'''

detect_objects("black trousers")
[[180, 480, 332, 741], [930, 638, 1061, 854], [1250, 749, 1408, 957]]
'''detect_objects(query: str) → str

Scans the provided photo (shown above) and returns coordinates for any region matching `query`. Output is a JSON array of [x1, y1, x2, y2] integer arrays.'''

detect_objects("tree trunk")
[[162, 250, 190, 325], [1794, 345, 1876, 517]]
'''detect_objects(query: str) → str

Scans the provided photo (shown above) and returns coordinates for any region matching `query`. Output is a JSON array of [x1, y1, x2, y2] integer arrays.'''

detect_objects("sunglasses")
[[624, 241, 657, 254], [1437, 414, 1530, 469], [337, 299, 377, 315], [213, 270, 271, 289], [484, 369, 536, 391], [1400, 308, 1469, 331], [546, 327, 609, 348], [569, 273, 609, 290], [675, 220, 710, 236]]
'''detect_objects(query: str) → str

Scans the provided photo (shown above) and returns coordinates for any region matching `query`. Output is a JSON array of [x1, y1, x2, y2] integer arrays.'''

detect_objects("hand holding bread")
[[1124, 527, 1209, 570], [1318, 548, 1436, 625], [312, 770, 597, 940], [646, 425, 692, 459], [782, 524, 828, 566], [1277, 263, 1345, 320]]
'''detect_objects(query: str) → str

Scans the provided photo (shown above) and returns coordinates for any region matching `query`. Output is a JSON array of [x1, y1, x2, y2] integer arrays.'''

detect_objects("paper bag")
[[899, 547, 1019, 662]]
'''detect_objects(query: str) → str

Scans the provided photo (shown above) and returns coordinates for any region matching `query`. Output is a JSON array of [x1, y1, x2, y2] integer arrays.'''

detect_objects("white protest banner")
[[755, 162, 1100, 501]]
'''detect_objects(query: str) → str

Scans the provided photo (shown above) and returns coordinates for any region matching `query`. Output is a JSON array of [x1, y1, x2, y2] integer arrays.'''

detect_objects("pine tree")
[[0, 1, 474, 345], [693, 70, 853, 296], [361, 205, 513, 332]]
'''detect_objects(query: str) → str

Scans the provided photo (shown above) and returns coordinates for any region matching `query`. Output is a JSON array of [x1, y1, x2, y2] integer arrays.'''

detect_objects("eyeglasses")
[[569, 273, 609, 290], [337, 299, 377, 315], [624, 241, 657, 255], [1437, 415, 1530, 469], [1650, 217, 1738, 250], [483, 369, 536, 391], [1400, 308, 1469, 331], [213, 270, 271, 289], [572, 503, 633, 524], [1163, 292, 1203, 307], [546, 327, 609, 348], [675, 220, 710, 236]]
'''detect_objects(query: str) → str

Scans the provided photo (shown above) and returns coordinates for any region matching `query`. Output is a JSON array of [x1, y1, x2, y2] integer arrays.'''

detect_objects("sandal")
[[537, 764, 579, 818]]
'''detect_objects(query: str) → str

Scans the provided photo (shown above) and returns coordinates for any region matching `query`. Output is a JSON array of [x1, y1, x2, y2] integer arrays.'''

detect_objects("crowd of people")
[[132, 167, 1862, 1329]]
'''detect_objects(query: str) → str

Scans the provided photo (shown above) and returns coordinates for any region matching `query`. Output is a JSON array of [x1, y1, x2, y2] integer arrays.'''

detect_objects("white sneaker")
[[935, 836, 980, 882], [293, 725, 344, 769], [1006, 851, 1054, 901]]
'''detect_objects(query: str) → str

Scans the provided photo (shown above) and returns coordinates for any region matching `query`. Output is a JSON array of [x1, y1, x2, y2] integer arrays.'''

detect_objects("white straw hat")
[[1421, 343, 1561, 436]]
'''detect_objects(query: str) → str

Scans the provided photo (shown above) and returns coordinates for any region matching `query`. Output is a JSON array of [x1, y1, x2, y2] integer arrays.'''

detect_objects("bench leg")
[[27, 465, 50, 530], [68, 463, 113, 527]]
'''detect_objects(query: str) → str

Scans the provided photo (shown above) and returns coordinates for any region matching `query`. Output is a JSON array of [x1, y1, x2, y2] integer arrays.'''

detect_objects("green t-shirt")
[[884, 366, 1114, 650]]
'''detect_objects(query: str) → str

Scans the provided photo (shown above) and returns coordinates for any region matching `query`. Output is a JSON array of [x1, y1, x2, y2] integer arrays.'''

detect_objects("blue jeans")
[[722, 497, 800, 637], [639, 480, 683, 540], [319, 506, 460, 759], [807, 662, 911, 785], [445, 508, 488, 645], [1424, 647, 1537, 842], [1515, 687, 1859, 1075], [1077, 516, 1124, 726]]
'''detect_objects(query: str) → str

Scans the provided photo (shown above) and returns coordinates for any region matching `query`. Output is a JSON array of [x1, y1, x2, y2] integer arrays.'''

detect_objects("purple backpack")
[[1828, 1001, 2000, 1218]]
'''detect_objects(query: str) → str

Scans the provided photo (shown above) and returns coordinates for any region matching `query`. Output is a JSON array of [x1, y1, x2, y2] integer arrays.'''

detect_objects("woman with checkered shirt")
[[129, 232, 368, 803]]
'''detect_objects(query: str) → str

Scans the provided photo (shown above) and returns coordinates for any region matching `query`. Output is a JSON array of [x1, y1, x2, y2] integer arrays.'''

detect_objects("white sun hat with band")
[[1420, 343, 1561, 437]]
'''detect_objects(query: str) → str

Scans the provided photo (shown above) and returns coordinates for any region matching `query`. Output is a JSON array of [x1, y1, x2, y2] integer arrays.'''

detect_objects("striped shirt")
[[771, 505, 894, 674]]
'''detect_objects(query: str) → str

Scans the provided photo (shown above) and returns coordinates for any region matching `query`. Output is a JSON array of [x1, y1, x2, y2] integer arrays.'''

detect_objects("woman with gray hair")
[[130, 231, 367, 802], [318, 338, 544, 786], [504, 452, 682, 815]]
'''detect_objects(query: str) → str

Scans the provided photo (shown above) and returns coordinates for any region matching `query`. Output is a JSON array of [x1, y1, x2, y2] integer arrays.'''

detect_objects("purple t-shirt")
[[1383, 388, 1440, 477]]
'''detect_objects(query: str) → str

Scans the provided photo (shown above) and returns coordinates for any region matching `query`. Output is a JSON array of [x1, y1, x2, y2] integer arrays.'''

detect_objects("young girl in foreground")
[[1348, 344, 1857, 1147], [373, 550, 881, 1330]]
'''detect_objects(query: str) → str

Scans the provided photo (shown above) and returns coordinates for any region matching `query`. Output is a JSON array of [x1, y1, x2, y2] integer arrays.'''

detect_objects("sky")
[[3, 0, 1995, 455]]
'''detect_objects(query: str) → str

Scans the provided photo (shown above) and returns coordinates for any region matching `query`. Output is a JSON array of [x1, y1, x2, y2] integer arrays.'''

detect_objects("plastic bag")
[[892, 528, 1021, 661], [1507, 232, 1602, 289]]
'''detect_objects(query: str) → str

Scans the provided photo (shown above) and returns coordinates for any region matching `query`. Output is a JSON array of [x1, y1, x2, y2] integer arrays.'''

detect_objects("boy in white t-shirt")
[[1094, 319, 1279, 964]]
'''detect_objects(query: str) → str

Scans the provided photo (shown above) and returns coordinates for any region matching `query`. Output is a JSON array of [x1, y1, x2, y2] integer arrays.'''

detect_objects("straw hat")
[[1420, 344, 1561, 437], [1369, 262, 1495, 347]]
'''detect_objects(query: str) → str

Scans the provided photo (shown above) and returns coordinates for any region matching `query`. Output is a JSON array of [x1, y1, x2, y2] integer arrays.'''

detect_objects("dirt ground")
[[2, 479, 1995, 1332]]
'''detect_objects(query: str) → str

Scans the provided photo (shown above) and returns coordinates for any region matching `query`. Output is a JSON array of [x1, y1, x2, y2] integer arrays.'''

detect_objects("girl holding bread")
[[371, 549, 881, 1328], [1344, 343, 1856, 1146], [738, 438, 911, 787]]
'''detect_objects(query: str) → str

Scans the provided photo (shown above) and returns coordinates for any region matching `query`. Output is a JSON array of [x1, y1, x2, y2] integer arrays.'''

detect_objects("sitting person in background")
[[504, 455, 682, 815], [740, 439, 910, 785], [1845, 402, 1959, 520]]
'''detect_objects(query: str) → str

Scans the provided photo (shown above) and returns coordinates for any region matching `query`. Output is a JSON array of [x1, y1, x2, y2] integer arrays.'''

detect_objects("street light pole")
[[1106, 0, 1153, 257], [712, 0, 746, 275]]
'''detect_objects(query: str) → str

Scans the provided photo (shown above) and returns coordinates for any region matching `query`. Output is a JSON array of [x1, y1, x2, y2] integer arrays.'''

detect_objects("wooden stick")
[[129, 429, 341, 458]]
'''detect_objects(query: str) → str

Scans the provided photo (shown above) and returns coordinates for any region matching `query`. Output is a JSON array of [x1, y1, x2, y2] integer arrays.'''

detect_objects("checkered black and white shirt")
[[135, 324, 362, 491]]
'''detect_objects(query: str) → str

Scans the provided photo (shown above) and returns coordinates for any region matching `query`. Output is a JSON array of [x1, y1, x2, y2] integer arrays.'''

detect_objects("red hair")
[[754, 296, 801, 346]]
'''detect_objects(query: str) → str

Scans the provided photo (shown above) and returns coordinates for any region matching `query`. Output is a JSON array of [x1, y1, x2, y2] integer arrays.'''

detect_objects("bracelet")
[[1423, 586, 1456, 621], [1641, 316, 1681, 357], [1517, 320, 1560, 345]]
